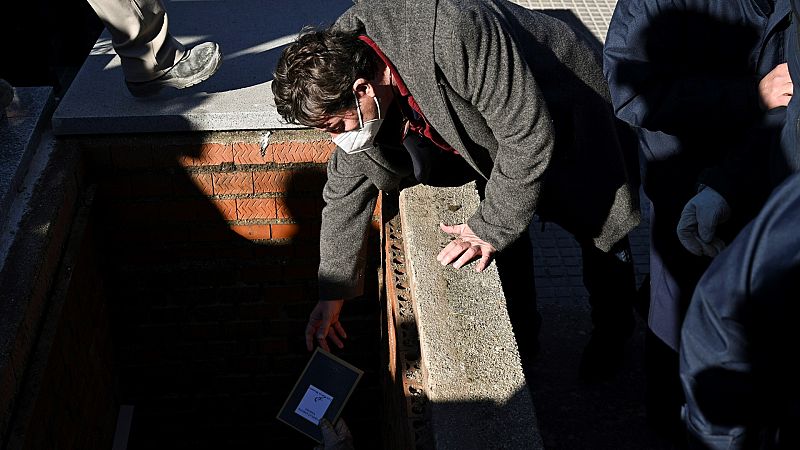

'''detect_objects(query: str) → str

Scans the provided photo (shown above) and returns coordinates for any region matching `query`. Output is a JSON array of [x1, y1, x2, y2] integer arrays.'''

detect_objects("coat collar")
[[341, 0, 487, 177]]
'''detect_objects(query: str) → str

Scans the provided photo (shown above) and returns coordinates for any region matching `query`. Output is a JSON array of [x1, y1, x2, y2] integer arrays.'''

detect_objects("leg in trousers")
[[85, 0, 183, 82], [578, 236, 637, 382]]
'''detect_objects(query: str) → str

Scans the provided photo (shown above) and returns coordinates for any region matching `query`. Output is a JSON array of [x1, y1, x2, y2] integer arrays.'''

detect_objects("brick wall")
[[1, 146, 118, 450], [79, 131, 384, 449], [8, 216, 118, 450]]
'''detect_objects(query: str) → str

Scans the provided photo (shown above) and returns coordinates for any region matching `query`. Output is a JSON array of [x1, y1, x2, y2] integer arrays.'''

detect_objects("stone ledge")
[[1, 87, 54, 227], [0, 143, 82, 444], [399, 183, 542, 449]]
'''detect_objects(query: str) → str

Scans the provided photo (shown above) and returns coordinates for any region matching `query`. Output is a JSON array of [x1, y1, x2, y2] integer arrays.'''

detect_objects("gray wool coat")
[[318, 0, 640, 301]]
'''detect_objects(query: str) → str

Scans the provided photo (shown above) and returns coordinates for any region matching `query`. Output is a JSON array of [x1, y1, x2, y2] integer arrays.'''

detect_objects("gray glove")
[[314, 418, 354, 450], [677, 186, 731, 257]]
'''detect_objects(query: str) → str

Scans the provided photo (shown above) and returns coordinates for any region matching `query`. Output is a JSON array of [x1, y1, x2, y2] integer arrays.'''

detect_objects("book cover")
[[277, 348, 364, 443]]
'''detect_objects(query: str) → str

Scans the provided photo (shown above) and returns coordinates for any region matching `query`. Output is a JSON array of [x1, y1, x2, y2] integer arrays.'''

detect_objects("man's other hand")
[[437, 223, 497, 272], [759, 63, 792, 110], [305, 300, 347, 351], [314, 419, 354, 450]]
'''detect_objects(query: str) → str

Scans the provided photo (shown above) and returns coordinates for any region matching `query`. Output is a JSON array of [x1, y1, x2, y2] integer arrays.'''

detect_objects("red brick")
[[110, 202, 162, 223], [152, 225, 192, 245], [152, 145, 185, 167], [129, 173, 173, 197], [268, 140, 335, 164], [236, 198, 276, 220], [181, 143, 234, 166], [216, 286, 263, 303], [213, 172, 253, 195], [233, 142, 267, 165], [253, 243, 295, 258], [174, 172, 214, 196], [112, 224, 155, 243], [160, 200, 220, 222], [294, 242, 320, 258], [185, 322, 225, 340], [111, 145, 152, 169], [192, 222, 236, 242], [98, 175, 131, 200], [85, 146, 112, 169], [238, 302, 283, 320], [270, 223, 301, 239], [253, 171, 291, 193], [231, 224, 271, 240], [275, 197, 322, 219], [213, 199, 238, 221], [293, 168, 328, 192], [160, 143, 212, 167], [264, 285, 305, 302], [252, 338, 289, 354], [240, 265, 283, 284], [283, 264, 318, 281], [267, 319, 307, 335], [208, 244, 255, 259]]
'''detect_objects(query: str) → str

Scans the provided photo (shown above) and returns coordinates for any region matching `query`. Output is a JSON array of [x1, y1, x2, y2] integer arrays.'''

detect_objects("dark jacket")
[[604, 0, 790, 348], [680, 172, 800, 450], [780, 0, 800, 176], [317, 0, 641, 300], [604, 0, 789, 190]]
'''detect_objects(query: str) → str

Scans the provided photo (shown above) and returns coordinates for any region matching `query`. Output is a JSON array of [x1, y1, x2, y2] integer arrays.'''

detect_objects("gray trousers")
[[85, 0, 184, 82]]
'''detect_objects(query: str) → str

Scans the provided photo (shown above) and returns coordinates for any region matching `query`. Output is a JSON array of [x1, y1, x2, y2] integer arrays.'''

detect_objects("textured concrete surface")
[[1, 87, 53, 225], [400, 183, 543, 450], [52, 0, 351, 135]]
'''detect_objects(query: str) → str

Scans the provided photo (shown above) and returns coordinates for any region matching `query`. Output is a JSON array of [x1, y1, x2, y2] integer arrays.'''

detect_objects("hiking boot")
[[126, 42, 222, 97]]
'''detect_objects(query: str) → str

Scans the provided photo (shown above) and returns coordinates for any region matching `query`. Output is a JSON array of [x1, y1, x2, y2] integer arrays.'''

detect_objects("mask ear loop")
[[353, 91, 365, 129], [373, 96, 382, 120]]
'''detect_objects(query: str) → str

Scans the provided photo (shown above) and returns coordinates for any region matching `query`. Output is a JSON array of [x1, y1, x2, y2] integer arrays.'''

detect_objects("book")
[[277, 348, 364, 443]]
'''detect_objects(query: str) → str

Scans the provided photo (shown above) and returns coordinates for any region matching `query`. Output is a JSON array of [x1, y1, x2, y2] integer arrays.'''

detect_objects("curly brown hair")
[[272, 27, 380, 127]]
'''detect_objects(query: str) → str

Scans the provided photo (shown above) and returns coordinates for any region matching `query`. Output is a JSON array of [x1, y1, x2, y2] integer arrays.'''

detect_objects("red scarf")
[[358, 35, 458, 154]]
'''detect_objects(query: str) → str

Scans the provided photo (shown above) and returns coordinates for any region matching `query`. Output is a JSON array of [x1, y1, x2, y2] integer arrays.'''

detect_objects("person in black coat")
[[679, 2, 800, 447], [603, 0, 792, 441]]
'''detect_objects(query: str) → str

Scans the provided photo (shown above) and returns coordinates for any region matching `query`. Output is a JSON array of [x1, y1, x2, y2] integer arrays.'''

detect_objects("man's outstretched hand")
[[305, 300, 347, 351], [437, 223, 497, 272]]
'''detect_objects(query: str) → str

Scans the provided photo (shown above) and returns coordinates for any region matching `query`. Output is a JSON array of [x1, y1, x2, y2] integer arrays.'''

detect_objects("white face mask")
[[332, 93, 384, 154]]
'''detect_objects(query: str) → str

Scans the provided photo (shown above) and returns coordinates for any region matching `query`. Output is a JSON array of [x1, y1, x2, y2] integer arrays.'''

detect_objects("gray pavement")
[[526, 202, 675, 450]]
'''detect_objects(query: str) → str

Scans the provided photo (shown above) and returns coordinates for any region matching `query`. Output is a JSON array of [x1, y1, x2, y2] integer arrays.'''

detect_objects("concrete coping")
[[399, 183, 543, 449], [1, 87, 54, 242], [51, 0, 353, 136]]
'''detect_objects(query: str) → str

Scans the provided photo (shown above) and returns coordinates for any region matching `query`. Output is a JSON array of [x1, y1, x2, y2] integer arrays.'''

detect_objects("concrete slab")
[[52, 0, 352, 135], [0, 87, 53, 224], [400, 183, 543, 450]]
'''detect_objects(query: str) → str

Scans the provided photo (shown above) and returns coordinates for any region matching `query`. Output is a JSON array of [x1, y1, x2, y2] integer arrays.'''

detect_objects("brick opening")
[[2, 132, 387, 449]]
